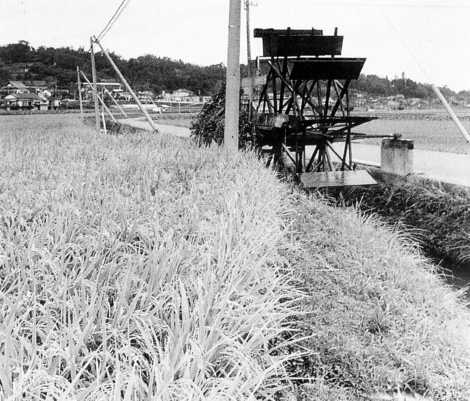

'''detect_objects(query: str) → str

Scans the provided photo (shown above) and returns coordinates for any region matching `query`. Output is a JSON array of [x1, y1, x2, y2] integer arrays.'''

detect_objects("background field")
[[156, 108, 470, 154], [357, 118, 470, 154]]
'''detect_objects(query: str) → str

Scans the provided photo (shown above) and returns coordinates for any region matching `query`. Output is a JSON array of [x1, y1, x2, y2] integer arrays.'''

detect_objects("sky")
[[1, 0, 470, 91]]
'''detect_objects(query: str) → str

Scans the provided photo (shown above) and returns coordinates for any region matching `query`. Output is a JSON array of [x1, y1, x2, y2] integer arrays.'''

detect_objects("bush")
[[190, 86, 253, 148]]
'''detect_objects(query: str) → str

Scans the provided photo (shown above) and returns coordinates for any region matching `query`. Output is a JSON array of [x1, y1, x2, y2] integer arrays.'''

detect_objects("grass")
[[337, 179, 470, 265], [156, 113, 194, 128], [287, 194, 470, 400], [0, 115, 301, 400], [1, 114, 470, 400]]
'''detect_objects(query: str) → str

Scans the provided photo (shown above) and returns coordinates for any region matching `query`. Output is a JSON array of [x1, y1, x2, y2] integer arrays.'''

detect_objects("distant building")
[[23, 80, 49, 94], [3, 92, 48, 110], [83, 81, 123, 99], [163, 88, 196, 102], [0, 81, 29, 96]]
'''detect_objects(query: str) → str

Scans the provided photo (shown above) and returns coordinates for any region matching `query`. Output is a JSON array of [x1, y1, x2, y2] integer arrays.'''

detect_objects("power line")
[[97, 0, 131, 41]]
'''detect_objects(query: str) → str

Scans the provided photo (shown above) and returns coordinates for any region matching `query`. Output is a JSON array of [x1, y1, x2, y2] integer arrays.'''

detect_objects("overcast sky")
[[1, 0, 469, 91]]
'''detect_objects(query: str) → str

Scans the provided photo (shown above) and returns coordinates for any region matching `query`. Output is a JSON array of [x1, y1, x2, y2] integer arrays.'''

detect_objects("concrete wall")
[[380, 138, 414, 176]]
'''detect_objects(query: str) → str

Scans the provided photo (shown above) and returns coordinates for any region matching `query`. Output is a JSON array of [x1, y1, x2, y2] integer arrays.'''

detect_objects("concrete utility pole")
[[224, 0, 242, 152], [245, 0, 254, 121], [90, 38, 100, 133]]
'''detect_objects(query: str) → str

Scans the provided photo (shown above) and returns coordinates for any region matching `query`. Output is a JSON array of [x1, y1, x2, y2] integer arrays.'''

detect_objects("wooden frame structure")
[[251, 28, 385, 187]]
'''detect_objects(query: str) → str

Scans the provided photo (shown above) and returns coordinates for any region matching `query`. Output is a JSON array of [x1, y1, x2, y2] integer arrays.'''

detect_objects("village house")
[[0, 80, 29, 96], [3, 92, 49, 110], [23, 80, 50, 94], [162, 88, 196, 102], [82, 81, 123, 99]]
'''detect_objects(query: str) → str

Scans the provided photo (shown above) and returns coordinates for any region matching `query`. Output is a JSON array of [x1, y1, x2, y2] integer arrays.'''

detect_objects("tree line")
[[0, 41, 226, 95], [0, 41, 468, 100]]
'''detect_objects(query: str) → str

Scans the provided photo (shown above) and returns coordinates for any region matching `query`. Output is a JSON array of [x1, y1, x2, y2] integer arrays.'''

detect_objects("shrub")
[[190, 86, 253, 148]]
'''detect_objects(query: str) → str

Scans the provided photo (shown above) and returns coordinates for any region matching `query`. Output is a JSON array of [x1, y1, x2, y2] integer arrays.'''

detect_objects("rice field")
[[2, 114, 470, 400], [0, 115, 301, 400], [356, 112, 470, 154]]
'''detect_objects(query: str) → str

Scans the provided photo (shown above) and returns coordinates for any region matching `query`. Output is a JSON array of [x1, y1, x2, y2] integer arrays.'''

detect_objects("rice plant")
[[0, 115, 302, 400]]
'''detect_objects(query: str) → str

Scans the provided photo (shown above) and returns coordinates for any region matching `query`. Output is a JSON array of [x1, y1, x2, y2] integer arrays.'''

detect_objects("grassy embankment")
[[337, 178, 470, 265], [1, 114, 470, 400]]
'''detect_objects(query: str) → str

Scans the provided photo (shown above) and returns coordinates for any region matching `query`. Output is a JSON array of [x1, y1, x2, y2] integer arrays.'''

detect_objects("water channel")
[[445, 262, 470, 298]]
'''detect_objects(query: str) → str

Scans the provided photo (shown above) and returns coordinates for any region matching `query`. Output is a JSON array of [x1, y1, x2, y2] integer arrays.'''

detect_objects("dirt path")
[[342, 143, 470, 188], [119, 117, 470, 188], [118, 118, 191, 138]]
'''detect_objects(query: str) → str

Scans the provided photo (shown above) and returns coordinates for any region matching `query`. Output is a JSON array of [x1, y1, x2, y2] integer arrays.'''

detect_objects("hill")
[[1, 40, 469, 102], [0, 41, 226, 96]]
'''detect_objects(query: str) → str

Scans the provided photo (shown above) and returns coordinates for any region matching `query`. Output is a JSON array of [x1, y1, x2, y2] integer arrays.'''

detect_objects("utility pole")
[[224, 0, 242, 152], [245, 0, 254, 121], [90, 37, 100, 133], [76, 66, 84, 118]]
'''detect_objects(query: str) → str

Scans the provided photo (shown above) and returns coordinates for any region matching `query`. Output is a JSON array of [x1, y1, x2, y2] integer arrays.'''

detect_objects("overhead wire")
[[96, 0, 131, 41]]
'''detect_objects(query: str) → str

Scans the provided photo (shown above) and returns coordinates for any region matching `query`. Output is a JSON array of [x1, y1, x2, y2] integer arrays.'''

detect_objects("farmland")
[[355, 109, 470, 154], [2, 114, 470, 400], [153, 108, 470, 154]]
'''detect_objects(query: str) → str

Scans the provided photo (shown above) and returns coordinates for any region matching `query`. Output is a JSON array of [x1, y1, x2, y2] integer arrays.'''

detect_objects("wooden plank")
[[262, 35, 343, 57], [254, 28, 324, 37], [290, 58, 366, 80], [300, 170, 377, 188]]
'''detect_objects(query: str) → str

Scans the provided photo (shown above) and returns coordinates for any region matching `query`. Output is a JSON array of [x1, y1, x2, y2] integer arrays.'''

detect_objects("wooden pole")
[[101, 110, 107, 135], [245, 0, 254, 121], [224, 0, 241, 152], [102, 85, 128, 118], [432, 84, 470, 144], [93, 36, 158, 133], [77, 66, 84, 118], [90, 38, 100, 133], [80, 71, 117, 123]]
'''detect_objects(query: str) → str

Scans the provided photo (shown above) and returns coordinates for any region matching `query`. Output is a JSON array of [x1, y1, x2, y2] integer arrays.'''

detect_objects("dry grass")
[[0, 115, 301, 400]]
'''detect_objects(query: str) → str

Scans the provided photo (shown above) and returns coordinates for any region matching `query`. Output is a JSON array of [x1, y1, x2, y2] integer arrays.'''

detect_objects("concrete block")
[[381, 138, 414, 176]]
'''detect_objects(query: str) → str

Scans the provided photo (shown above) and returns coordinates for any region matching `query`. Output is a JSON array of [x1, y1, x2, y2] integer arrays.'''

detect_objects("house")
[[3, 92, 48, 110], [172, 89, 194, 98], [83, 81, 123, 99], [24, 80, 49, 94], [0, 81, 29, 96], [163, 89, 195, 102]]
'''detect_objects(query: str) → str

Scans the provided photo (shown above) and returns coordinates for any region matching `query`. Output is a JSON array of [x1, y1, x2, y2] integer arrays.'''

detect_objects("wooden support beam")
[[432, 84, 470, 144], [93, 36, 158, 133], [76, 66, 84, 118], [102, 85, 128, 118], [90, 38, 100, 133], [80, 71, 117, 123]]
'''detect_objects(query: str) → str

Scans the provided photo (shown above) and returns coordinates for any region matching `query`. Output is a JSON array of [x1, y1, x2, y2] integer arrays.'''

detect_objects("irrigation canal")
[[446, 263, 470, 297]]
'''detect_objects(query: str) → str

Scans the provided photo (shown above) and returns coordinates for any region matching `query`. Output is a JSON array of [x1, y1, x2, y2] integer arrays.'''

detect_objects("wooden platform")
[[290, 58, 366, 80], [300, 170, 377, 188]]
